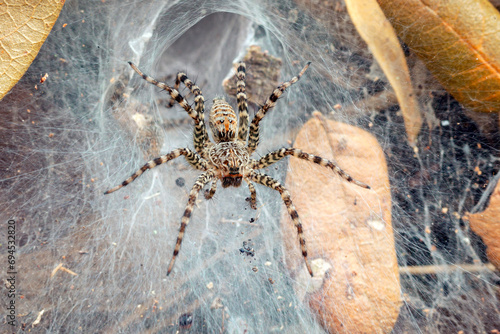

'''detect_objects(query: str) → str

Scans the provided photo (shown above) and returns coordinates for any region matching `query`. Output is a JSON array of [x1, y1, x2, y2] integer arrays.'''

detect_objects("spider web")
[[1, 0, 499, 333]]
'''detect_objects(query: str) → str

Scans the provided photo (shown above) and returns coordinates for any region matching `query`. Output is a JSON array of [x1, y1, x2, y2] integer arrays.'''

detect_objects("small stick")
[[399, 263, 496, 275]]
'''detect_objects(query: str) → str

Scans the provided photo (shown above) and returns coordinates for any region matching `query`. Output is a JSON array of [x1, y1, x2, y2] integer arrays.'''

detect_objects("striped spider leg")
[[167, 171, 216, 275], [104, 148, 208, 195], [236, 62, 249, 142], [166, 70, 210, 157], [128, 62, 209, 156], [252, 148, 371, 189], [244, 178, 257, 209], [247, 62, 311, 154], [247, 170, 313, 276], [204, 180, 217, 200], [233, 62, 258, 207]]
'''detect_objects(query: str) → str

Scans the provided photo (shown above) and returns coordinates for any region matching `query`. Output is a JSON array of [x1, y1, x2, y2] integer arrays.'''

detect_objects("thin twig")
[[399, 263, 496, 275]]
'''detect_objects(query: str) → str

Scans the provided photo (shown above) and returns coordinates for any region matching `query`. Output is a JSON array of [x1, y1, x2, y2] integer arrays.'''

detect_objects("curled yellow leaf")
[[345, 0, 422, 146], [0, 0, 65, 100], [377, 0, 500, 113]]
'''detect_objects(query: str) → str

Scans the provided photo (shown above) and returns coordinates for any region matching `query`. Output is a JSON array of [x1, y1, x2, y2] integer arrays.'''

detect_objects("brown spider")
[[105, 61, 370, 276]]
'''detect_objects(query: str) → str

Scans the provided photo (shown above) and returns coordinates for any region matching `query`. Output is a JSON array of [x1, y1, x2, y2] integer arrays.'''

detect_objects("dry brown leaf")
[[467, 181, 500, 270], [345, 0, 422, 146], [0, 0, 65, 100], [377, 0, 500, 113], [283, 117, 401, 333]]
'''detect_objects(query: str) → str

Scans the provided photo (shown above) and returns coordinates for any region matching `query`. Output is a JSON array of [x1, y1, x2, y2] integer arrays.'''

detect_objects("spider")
[[105, 60, 370, 276]]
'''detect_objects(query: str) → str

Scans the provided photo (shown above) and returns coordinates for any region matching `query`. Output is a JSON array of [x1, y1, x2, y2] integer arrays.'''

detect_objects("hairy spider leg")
[[244, 178, 257, 209], [168, 72, 210, 156], [252, 148, 371, 189], [248, 171, 313, 276], [128, 62, 207, 155], [167, 171, 215, 275], [247, 62, 311, 154], [167, 73, 182, 108], [236, 62, 249, 142], [104, 148, 207, 194], [204, 181, 217, 200]]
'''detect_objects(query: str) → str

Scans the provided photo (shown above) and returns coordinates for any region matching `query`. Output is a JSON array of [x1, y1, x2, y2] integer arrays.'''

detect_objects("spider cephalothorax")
[[208, 141, 249, 188], [105, 61, 370, 276]]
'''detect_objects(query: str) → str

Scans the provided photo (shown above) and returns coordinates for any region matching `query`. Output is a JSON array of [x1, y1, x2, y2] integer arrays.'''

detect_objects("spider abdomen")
[[209, 98, 238, 142]]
